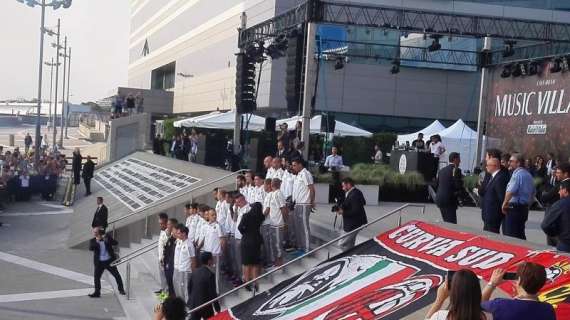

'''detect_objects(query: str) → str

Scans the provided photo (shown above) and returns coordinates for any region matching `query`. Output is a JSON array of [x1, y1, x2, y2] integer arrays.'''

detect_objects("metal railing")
[[104, 169, 246, 299], [108, 169, 247, 239], [188, 203, 426, 314], [111, 239, 159, 300]]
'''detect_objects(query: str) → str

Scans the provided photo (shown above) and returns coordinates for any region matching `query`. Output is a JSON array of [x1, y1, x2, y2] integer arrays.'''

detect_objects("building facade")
[[128, 0, 570, 133]]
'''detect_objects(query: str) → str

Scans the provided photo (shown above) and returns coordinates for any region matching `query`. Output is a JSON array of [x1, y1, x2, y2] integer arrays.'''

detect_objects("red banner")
[[377, 221, 570, 319], [212, 221, 570, 320]]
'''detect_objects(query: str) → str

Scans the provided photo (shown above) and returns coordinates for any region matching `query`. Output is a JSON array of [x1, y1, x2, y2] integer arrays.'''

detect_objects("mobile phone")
[[503, 272, 517, 280], [447, 270, 456, 286]]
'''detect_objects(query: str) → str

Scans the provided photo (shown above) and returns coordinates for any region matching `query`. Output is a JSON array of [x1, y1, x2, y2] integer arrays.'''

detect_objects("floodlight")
[[26, 0, 37, 7], [334, 57, 344, 70], [62, 0, 72, 9], [52, 1, 61, 9]]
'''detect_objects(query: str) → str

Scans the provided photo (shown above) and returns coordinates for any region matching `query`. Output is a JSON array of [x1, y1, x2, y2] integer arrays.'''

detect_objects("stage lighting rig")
[[528, 61, 541, 75], [501, 65, 512, 78], [502, 40, 517, 58], [334, 57, 345, 70], [428, 35, 442, 52], [390, 59, 400, 74]]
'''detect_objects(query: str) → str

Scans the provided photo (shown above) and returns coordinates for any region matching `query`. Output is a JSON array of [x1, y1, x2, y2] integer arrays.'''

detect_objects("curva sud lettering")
[[382, 222, 523, 272]]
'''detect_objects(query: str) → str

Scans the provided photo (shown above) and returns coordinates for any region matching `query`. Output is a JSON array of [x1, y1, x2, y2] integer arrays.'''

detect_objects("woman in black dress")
[[238, 201, 265, 291]]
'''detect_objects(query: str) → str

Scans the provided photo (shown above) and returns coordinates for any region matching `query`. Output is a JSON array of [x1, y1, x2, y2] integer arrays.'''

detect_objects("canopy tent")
[[173, 110, 266, 132], [438, 119, 478, 172], [276, 115, 372, 137], [173, 111, 221, 128], [397, 120, 446, 145]]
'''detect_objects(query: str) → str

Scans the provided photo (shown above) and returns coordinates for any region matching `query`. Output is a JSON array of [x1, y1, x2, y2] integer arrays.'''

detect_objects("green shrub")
[[463, 175, 480, 190], [348, 163, 424, 189], [163, 118, 176, 141]]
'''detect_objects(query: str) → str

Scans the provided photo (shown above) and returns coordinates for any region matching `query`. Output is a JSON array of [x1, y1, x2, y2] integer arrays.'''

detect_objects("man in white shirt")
[[271, 158, 284, 181], [244, 171, 255, 203], [291, 159, 315, 253], [184, 203, 200, 245], [173, 224, 196, 304], [203, 208, 225, 293], [252, 174, 266, 204], [233, 194, 250, 285], [156, 213, 169, 295], [260, 178, 272, 267], [266, 179, 288, 266], [264, 156, 275, 179]]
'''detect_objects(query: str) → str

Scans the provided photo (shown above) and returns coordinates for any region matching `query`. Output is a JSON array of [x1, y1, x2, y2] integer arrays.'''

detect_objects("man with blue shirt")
[[501, 153, 535, 240]]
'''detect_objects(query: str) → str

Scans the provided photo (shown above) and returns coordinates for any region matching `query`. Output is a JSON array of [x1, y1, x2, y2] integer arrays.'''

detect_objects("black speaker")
[[320, 115, 335, 133], [265, 117, 276, 132], [286, 28, 305, 113]]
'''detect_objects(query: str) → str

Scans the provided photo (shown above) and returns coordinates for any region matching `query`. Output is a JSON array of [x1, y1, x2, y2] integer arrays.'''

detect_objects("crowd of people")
[[435, 147, 570, 253], [426, 262, 555, 320], [111, 92, 144, 119], [153, 129, 200, 162]]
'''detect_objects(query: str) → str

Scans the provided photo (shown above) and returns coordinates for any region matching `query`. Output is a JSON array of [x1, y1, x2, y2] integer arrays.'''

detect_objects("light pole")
[[16, 0, 72, 162], [44, 58, 58, 130], [49, 20, 62, 152], [59, 36, 67, 148], [63, 47, 71, 139]]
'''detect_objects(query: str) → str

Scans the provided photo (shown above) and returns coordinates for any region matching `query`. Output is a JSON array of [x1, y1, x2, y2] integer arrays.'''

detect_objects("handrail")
[[188, 203, 425, 314], [111, 240, 158, 267], [108, 169, 247, 228]]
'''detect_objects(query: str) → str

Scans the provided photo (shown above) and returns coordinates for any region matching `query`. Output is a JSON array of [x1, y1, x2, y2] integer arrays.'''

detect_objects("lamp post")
[[16, 0, 73, 163], [44, 58, 59, 130], [59, 37, 67, 148], [64, 47, 71, 139], [50, 21, 62, 152]]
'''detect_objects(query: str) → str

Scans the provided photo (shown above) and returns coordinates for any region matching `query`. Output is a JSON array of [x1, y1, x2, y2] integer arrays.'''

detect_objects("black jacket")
[[92, 204, 108, 229], [72, 153, 82, 173], [541, 179, 570, 207], [163, 236, 176, 270], [479, 170, 509, 226], [82, 160, 95, 179], [152, 138, 164, 155], [340, 188, 368, 232], [435, 164, 464, 208], [188, 266, 221, 313], [89, 234, 118, 264], [542, 197, 570, 245]]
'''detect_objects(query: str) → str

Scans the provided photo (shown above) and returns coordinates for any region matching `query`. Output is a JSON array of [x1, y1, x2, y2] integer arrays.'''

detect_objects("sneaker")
[[88, 292, 100, 298], [284, 245, 295, 253], [118, 290, 126, 295], [244, 284, 252, 292]]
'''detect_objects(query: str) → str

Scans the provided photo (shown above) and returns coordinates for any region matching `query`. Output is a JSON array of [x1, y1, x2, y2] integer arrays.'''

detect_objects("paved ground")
[[0, 199, 126, 320]]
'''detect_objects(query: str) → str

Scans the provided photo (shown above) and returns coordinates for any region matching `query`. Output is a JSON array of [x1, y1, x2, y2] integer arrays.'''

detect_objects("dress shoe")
[[118, 290, 126, 295], [88, 292, 100, 298]]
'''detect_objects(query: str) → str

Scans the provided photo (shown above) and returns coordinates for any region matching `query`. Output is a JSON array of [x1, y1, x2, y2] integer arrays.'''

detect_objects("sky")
[[0, 0, 130, 103]]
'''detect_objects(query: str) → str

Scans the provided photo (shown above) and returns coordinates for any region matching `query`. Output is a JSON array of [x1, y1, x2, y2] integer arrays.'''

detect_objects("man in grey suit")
[[435, 152, 463, 224]]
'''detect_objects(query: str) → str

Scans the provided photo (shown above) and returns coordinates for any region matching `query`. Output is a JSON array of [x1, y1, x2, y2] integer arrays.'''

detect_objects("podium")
[[390, 150, 436, 181]]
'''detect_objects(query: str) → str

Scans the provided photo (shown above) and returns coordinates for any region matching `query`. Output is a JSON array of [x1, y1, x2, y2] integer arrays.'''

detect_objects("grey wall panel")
[[131, 0, 169, 32]]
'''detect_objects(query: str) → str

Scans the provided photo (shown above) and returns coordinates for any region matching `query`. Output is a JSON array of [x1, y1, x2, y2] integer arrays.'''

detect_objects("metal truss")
[[319, 39, 478, 66], [320, 1, 570, 43], [489, 42, 570, 66], [240, 0, 570, 49]]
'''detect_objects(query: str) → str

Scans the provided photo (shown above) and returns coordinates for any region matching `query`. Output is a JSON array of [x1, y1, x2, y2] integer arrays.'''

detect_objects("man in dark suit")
[[541, 163, 570, 208], [336, 177, 368, 251], [153, 134, 165, 155], [479, 158, 509, 233], [188, 252, 221, 320], [92, 197, 108, 230], [435, 152, 463, 224], [82, 156, 95, 196], [477, 149, 504, 197], [88, 228, 125, 297]]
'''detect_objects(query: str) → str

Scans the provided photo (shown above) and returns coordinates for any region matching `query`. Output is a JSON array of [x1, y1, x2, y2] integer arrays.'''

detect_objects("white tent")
[[276, 115, 372, 137], [397, 120, 446, 145], [175, 110, 266, 132], [438, 119, 478, 172], [173, 111, 221, 128]]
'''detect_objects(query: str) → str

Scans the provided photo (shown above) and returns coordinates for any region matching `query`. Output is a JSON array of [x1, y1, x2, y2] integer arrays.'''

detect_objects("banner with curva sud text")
[[485, 60, 570, 162], [211, 221, 570, 320]]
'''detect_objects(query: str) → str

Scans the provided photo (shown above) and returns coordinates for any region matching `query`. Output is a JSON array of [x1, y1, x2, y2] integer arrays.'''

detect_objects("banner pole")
[[476, 37, 492, 167]]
